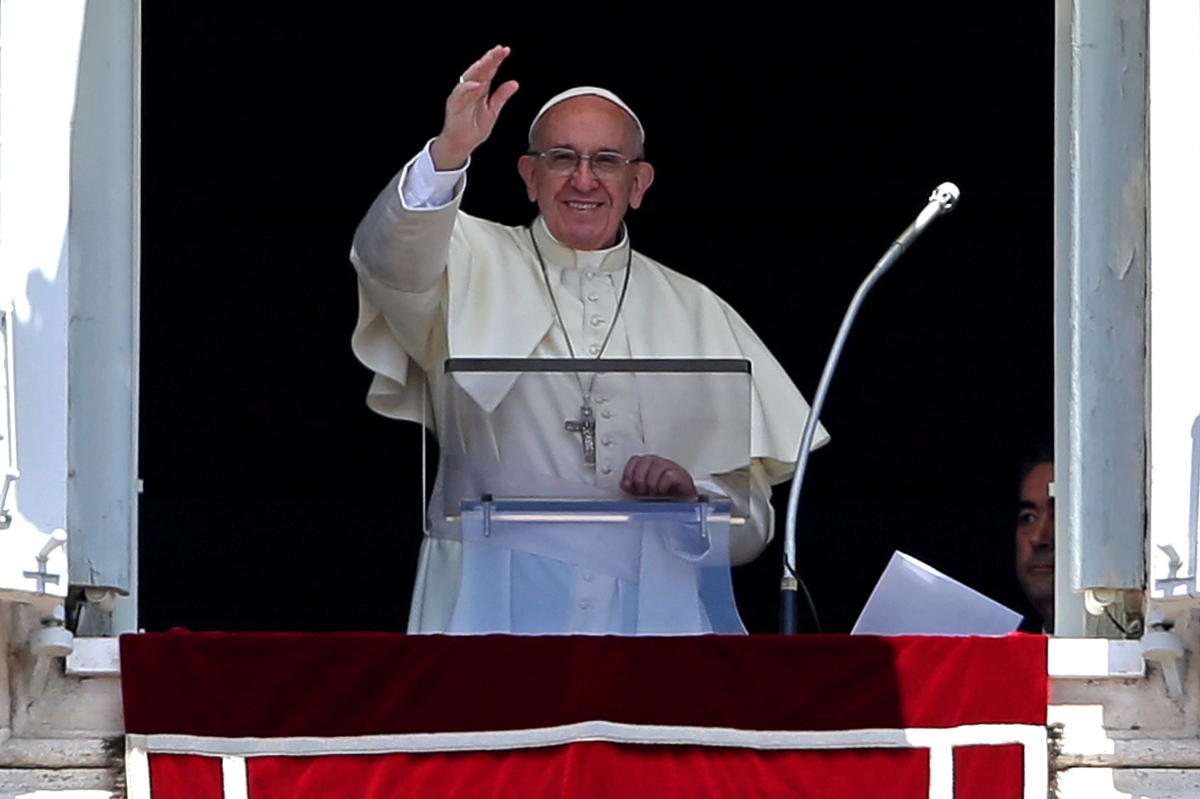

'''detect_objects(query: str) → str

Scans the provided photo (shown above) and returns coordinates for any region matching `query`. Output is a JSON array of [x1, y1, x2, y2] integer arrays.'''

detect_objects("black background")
[[139, 5, 1054, 633]]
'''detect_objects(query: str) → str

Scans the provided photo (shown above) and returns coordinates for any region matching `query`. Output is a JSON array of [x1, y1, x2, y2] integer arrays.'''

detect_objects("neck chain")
[[529, 226, 633, 467]]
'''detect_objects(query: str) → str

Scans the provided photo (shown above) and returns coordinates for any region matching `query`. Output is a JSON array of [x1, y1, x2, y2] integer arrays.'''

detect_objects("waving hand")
[[430, 46, 519, 170]]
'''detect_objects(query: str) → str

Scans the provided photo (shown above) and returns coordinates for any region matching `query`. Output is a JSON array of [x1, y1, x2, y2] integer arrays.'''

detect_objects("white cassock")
[[350, 144, 828, 634]]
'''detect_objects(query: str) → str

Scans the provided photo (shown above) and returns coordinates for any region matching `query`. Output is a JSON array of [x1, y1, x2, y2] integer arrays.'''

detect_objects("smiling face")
[[1015, 461, 1055, 630], [517, 95, 654, 251]]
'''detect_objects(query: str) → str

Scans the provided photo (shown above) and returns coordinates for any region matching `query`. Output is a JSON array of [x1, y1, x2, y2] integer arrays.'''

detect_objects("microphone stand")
[[780, 183, 961, 634]]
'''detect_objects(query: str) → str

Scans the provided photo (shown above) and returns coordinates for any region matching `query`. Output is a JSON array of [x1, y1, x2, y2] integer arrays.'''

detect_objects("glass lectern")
[[430, 358, 753, 635]]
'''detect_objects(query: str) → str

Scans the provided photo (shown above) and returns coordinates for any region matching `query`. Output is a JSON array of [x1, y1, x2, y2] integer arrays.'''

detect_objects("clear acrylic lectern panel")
[[434, 358, 753, 635], [438, 358, 752, 513]]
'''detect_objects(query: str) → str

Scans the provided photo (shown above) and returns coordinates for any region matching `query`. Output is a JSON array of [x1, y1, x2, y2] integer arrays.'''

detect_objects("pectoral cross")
[[564, 404, 597, 466]]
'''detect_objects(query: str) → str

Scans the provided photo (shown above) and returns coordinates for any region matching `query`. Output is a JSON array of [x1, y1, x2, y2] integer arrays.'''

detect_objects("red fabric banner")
[[150, 747, 935, 799], [122, 632, 1047, 799]]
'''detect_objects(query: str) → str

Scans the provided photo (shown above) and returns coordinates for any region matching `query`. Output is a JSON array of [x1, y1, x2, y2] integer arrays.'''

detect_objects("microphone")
[[780, 183, 961, 634], [891, 182, 961, 255]]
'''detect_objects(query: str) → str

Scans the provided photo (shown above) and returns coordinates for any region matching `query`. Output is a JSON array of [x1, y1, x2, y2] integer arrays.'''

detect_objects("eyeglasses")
[[529, 148, 641, 177]]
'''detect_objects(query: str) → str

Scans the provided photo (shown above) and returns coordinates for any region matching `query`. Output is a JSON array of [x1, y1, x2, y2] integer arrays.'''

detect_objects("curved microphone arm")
[[779, 182, 960, 634]]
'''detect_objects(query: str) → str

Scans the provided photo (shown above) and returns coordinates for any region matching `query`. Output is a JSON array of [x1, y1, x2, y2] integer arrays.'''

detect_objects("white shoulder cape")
[[352, 211, 827, 483]]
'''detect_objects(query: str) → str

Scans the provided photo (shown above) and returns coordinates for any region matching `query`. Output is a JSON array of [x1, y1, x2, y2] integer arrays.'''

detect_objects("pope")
[[349, 45, 826, 633]]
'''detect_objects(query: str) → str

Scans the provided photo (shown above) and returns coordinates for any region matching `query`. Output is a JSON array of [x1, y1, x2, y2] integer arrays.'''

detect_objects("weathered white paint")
[[66, 0, 140, 621], [1053, 0, 1149, 637]]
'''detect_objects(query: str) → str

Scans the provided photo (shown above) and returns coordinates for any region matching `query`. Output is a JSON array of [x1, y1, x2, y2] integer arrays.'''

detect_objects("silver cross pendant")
[[564, 404, 597, 466]]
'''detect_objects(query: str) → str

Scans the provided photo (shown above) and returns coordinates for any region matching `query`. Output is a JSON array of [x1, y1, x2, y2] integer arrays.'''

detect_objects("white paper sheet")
[[851, 551, 1022, 636]]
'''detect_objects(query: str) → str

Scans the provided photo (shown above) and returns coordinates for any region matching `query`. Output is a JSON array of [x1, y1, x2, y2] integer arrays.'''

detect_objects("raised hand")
[[621, 455, 698, 498], [430, 46, 519, 171]]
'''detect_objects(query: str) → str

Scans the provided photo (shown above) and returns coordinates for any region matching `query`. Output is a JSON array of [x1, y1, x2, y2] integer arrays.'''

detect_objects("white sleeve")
[[400, 140, 469, 210], [350, 148, 461, 293], [695, 460, 775, 565]]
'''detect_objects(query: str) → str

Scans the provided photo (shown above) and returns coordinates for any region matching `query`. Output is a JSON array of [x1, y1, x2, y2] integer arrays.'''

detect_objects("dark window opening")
[[139, 6, 1053, 633]]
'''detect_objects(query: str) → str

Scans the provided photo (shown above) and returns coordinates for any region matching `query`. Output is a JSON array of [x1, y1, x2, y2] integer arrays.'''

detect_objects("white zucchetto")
[[528, 86, 645, 148]]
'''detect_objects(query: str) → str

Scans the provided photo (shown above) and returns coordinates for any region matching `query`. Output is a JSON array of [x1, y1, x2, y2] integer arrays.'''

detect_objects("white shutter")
[[1147, 3, 1200, 605], [0, 305, 69, 604], [0, 1, 90, 605]]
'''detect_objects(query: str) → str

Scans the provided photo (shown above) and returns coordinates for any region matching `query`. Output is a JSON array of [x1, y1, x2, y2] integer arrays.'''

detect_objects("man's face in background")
[[1015, 461, 1055, 630]]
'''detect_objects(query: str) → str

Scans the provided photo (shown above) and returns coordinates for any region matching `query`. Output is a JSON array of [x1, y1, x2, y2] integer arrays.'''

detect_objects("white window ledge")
[[65, 637, 121, 676], [59, 636, 1148, 680], [1048, 638, 1145, 679]]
